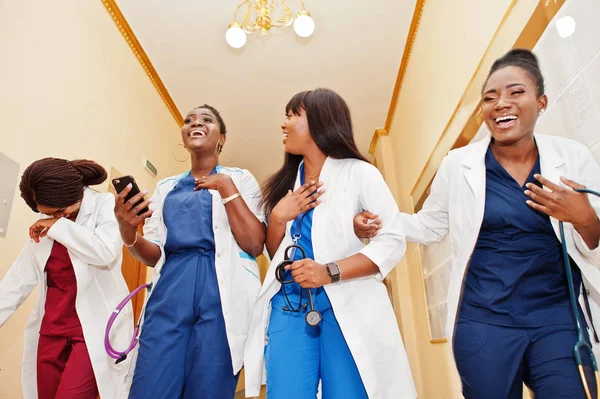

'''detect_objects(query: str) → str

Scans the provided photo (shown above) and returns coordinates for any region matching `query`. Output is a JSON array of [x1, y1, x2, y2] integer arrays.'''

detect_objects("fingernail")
[[534, 174, 540, 178], [524, 190, 530, 195], [310, 180, 315, 184], [142, 189, 148, 194], [127, 183, 132, 188], [148, 198, 153, 203]]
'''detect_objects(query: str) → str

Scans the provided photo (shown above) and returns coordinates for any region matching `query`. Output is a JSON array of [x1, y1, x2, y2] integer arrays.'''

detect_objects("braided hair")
[[19, 158, 107, 212]]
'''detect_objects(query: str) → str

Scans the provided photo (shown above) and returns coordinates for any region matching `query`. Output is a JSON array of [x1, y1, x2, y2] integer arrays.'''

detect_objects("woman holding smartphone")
[[114, 104, 266, 399]]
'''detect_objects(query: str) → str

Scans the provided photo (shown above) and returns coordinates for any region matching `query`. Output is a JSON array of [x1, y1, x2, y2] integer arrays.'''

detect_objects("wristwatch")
[[326, 262, 341, 284]]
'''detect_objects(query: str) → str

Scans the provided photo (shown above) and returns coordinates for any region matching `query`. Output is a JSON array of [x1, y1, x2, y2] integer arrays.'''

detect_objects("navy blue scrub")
[[265, 164, 368, 399], [129, 171, 238, 399], [455, 146, 593, 398]]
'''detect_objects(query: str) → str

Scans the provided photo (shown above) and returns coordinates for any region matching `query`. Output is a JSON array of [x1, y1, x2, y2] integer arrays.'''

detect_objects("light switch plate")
[[0, 152, 20, 238]]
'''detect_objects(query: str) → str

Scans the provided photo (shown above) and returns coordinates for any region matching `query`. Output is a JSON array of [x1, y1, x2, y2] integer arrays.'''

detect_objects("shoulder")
[[217, 165, 258, 184]]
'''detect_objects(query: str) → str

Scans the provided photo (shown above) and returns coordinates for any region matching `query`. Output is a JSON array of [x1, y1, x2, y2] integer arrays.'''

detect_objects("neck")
[[490, 133, 537, 164], [302, 149, 327, 181], [190, 151, 219, 178]]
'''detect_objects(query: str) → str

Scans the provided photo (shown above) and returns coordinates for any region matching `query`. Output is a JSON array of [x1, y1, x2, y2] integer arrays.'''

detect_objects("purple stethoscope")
[[104, 282, 153, 364]]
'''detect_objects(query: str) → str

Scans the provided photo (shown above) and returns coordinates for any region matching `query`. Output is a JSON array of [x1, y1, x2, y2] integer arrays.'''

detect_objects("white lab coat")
[[395, 133, 600, 363], [245, 158, 417, 399], [0, 188, 133, 399], [139, 166, 265, 376]]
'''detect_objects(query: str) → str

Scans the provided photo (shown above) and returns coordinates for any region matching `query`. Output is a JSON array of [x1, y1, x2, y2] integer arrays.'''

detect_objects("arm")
[[46, 194, 122, 267], [196, 173, 265, 258], [290, 164, 405, 287], [353, 156, 452, 245], [0, 243, 39, 326], [115, 184, 162, 267]]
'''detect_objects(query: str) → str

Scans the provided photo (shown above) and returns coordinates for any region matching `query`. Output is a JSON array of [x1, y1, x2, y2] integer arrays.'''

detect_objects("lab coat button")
[[214, 225, 218, 230], [217, 253, 221, 258]]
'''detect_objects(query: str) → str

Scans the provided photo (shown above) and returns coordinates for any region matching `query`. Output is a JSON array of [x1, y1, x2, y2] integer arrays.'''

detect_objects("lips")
[[493, 115, 518, 129], [189, 129, 207, 137]]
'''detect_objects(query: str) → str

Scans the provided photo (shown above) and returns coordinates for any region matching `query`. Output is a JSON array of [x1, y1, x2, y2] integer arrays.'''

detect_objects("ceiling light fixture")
[[226, 0, 314, 48]]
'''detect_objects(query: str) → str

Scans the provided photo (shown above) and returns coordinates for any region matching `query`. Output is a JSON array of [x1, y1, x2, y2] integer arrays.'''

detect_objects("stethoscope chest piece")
[[306, 309, 322, 327]]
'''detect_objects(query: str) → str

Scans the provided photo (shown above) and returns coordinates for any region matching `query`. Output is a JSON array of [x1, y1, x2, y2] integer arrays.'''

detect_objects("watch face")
[[306, 310, 322, 327]]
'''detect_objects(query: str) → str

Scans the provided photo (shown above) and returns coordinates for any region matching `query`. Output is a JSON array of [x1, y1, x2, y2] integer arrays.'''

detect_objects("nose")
[[495, 94, 511, 111], [191, 119, 204, 128]]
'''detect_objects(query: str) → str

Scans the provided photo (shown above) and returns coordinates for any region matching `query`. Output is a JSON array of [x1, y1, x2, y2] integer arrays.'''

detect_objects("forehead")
[[36, 204, 60, 213], [484, 65, 534, 90], [186, 108, 216, 119]]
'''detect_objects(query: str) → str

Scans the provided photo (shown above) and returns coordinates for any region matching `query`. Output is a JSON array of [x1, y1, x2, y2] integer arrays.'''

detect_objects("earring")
[[172, 143, 189, 162], [539, 109, 545, 115]]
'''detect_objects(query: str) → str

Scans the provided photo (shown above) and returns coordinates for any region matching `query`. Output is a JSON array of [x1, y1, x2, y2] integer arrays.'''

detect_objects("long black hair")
[[262, 88, 368, 217]]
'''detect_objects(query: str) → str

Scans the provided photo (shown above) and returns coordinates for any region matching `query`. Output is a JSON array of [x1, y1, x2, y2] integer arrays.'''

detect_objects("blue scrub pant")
[[454, 318, 596, 399], [265, 287, 368, 399], [128, 251, 238, 399]]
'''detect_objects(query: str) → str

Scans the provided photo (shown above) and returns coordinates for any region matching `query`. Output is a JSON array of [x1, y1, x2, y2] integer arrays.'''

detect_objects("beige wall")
[[377, 0, 542, 398], [0, 0, 185, 396]]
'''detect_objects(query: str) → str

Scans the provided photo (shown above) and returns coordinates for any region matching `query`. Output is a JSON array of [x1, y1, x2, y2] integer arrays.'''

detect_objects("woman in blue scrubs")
[[355, 49, 600, 398], [114, 105, 266, 399]]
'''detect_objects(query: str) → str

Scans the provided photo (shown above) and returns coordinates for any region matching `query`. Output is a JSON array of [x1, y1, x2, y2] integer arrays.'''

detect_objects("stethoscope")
[[560, 188, 600, 399], [274, 213, 322, 327], [104, 282, 153, 364]]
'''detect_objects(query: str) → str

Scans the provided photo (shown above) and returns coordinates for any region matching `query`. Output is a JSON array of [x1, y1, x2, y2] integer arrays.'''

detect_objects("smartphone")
[[112, 175, 150, 216]]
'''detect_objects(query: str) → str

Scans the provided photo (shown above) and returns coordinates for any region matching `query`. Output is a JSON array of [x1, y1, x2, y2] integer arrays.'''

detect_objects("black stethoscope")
[[274, 213, 322, 327]]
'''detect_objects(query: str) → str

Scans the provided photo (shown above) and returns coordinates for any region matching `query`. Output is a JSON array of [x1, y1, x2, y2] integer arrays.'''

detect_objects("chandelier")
[[225, 0, 315, 48]]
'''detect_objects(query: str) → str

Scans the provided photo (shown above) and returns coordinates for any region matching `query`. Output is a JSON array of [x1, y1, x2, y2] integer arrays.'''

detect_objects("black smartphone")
[[112, 175, 150, 216]]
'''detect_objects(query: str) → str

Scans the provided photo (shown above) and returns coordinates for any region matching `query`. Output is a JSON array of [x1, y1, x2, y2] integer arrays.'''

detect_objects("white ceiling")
[[116, 0, 416, 182]]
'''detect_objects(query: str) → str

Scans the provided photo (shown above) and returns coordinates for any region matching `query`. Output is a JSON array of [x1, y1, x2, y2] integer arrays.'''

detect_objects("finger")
[[294, 274, 308, 285], [361, 211, 379, 220], [29, 224, 36, 240], [135, 209, 154, 222], [533, 174, 563, 192], [291, 268, 304, 278], [131, 199, 153, 215], [526, 199, 551, 215], [40, 228, 49, 238], [116, 184, 133, 202], [367, 231, 378, 239], [304, 200, 322, 211], [560, 176, 586, 191], [288, 259, 309, 271], [304, 188, 325, 205], [524, 184, 552, 203], [124, 189, 149, 211], [295, 182, 316, 196]]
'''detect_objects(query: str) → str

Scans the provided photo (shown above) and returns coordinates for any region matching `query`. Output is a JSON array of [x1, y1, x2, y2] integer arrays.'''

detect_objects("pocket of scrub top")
[[453, 319, 488, 356]]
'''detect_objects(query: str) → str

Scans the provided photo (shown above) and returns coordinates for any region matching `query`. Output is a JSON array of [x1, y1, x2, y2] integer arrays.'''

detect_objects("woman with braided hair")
[[0, 157, 133, 399]]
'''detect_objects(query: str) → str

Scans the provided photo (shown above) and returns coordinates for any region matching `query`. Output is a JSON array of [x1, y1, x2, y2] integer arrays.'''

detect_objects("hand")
[[114, 184, 153, 245], [286, 259, 331, 288], [29, 218, 60, 243], [353, 211, 382, 239], [194, 174, 232, 191], [271, 181, 325, 224], [525, 175, 598, 227]]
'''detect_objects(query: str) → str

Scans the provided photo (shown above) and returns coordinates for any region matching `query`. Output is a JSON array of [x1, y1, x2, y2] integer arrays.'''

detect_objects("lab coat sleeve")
[[357, 163, 406, 279], [0, 243, 39, 326], [47, 194, 122, 268], [572, 148, 600, 260], [393, 155, 451, 245], [142, 184, 166, 266], [239, 170, 266, 224]]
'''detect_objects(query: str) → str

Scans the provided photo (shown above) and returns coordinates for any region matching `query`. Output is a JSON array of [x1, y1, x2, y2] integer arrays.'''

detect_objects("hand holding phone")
[[112, 176, 153, 245]]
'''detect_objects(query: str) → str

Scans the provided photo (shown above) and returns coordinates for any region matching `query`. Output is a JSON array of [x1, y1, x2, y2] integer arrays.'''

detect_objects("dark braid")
[[19, 158, 107, 212], [194, 104, 227, 135], [484, 48, 545, 97]]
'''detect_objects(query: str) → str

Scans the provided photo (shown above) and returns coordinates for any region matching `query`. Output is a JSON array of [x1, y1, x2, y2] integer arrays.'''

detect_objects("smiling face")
[[180, 107, 225, 154], [481, 65, 547, 146], [281, 107, 314, 155]]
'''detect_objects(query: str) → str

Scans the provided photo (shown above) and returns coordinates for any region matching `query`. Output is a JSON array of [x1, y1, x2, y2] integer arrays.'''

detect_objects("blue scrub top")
[[459, 146, 583, 327]]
